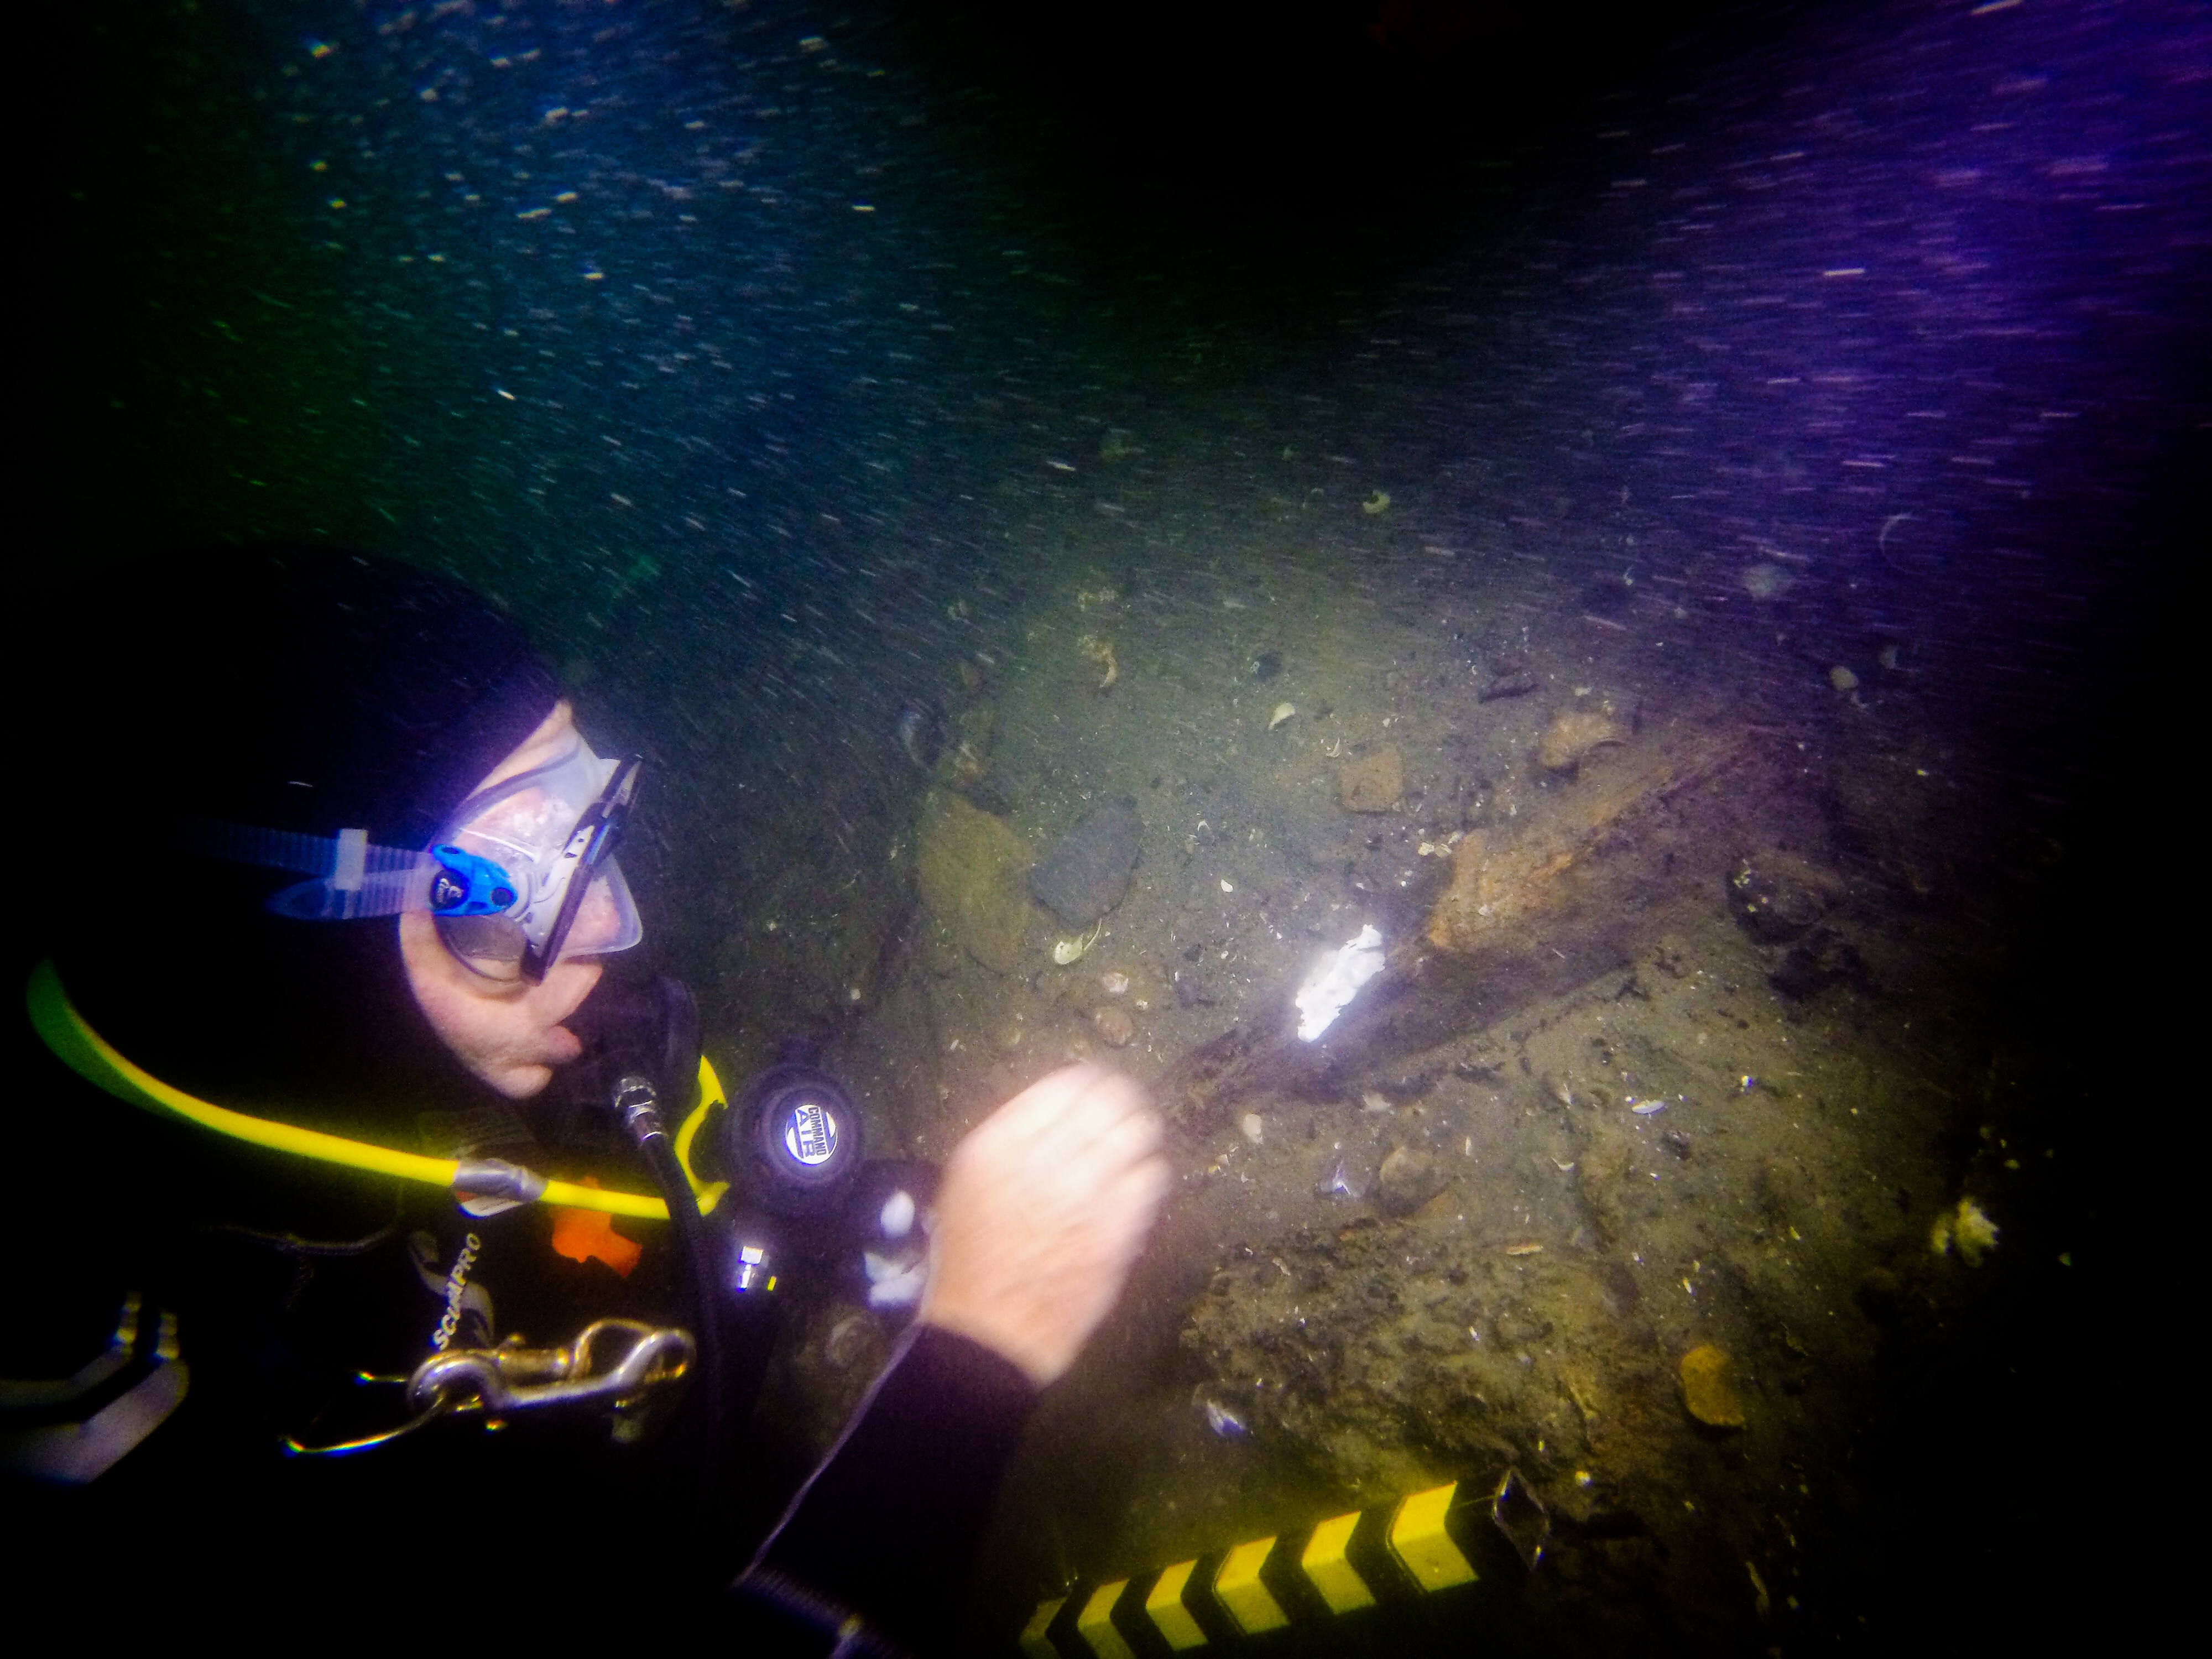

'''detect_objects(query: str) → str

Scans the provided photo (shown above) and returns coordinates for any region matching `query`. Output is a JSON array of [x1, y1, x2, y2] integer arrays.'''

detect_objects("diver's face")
[[399, 701, 604, 1098]]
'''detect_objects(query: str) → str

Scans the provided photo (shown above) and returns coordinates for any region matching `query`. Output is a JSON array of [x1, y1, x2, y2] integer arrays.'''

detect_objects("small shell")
[[1630, 1100, 1667, 1116], [1316, 1154, 1363, 1199], [1239, 1113, 1265, 1144], [1268, 702, 1296, 731], [1092, 1005, 1135, 1047], [1077, 634, 1119, 691], [1099, 970, 1130, 997], [1052, 920, 1104, 964]]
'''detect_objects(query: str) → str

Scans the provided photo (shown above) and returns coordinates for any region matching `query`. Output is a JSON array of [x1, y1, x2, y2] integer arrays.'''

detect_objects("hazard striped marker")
[[1015, 1473, 1543, 1656]]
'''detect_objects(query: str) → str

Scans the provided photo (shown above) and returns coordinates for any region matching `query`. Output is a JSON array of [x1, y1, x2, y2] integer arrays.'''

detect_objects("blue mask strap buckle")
[[427, 848, 518, 917]]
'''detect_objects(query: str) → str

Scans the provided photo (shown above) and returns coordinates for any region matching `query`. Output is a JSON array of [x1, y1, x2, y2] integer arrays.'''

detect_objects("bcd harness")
[[22, 961, 739, 1458]]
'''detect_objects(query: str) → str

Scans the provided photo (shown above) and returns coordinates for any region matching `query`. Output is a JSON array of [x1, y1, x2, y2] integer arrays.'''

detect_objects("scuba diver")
[[4, 546, 1168, 1651]]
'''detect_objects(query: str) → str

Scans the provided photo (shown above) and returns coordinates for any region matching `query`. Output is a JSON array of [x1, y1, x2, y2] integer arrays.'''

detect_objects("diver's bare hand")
[[920, 1063, 1170, 1388]]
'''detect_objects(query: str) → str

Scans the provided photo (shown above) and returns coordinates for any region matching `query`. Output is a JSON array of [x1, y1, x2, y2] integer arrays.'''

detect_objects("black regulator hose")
[[615, 1074, 728, 1481]]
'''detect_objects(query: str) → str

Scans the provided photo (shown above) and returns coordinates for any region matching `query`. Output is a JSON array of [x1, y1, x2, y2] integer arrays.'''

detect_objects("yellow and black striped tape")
[[1016, 1474, 1538, 1656]]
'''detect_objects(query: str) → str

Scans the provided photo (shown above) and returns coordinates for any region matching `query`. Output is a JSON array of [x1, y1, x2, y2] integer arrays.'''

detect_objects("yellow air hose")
[[25, 959, 727, 1220]]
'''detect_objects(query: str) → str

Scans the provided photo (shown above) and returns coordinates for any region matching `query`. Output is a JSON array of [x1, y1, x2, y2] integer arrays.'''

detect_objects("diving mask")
[[429, 738, 644, 981], [204, 738, 645, 982]]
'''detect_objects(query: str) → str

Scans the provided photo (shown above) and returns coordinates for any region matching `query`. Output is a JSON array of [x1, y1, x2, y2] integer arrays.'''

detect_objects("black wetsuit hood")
[[38, 545, 563, 1133]]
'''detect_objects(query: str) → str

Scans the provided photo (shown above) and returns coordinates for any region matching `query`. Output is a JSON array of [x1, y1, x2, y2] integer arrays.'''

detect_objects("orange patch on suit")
[[549, 1179, 642, 1277]]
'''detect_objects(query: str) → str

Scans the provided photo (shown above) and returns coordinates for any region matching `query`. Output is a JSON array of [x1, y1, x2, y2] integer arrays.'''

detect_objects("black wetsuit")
[[4, 1022, 1033, 1653], [737, 1324, 1038, 1653]]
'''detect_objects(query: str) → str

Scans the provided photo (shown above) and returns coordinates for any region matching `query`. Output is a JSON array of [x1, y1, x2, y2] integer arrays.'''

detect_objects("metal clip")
[[408, 1318, 695, 1419], [286, 1319, 695, 1457], [451, 1157, 549, 1205]]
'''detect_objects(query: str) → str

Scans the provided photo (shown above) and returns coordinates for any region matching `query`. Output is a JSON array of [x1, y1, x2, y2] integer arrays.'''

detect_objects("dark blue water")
[[54, 0, 2199, 752]]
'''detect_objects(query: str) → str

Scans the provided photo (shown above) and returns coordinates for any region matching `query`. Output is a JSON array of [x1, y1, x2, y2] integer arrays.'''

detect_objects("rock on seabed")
[[1678, 1344, 1747, 1428], [1029, 795, 1144, 925], [1337, 745, 1405, 812], [915, 790, 1033, 973], [1537, 708, 1627, 772]]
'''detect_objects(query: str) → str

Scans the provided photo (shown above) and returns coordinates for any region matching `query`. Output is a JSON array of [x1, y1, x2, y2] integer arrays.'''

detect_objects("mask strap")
[[189, 819, 433, 919]]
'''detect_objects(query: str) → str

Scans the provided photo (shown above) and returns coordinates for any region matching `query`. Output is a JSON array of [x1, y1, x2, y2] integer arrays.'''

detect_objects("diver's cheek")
[[541, 957, 602, 1025], [537, 958, 603, 1065], [403, 910, 602, 1098]]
